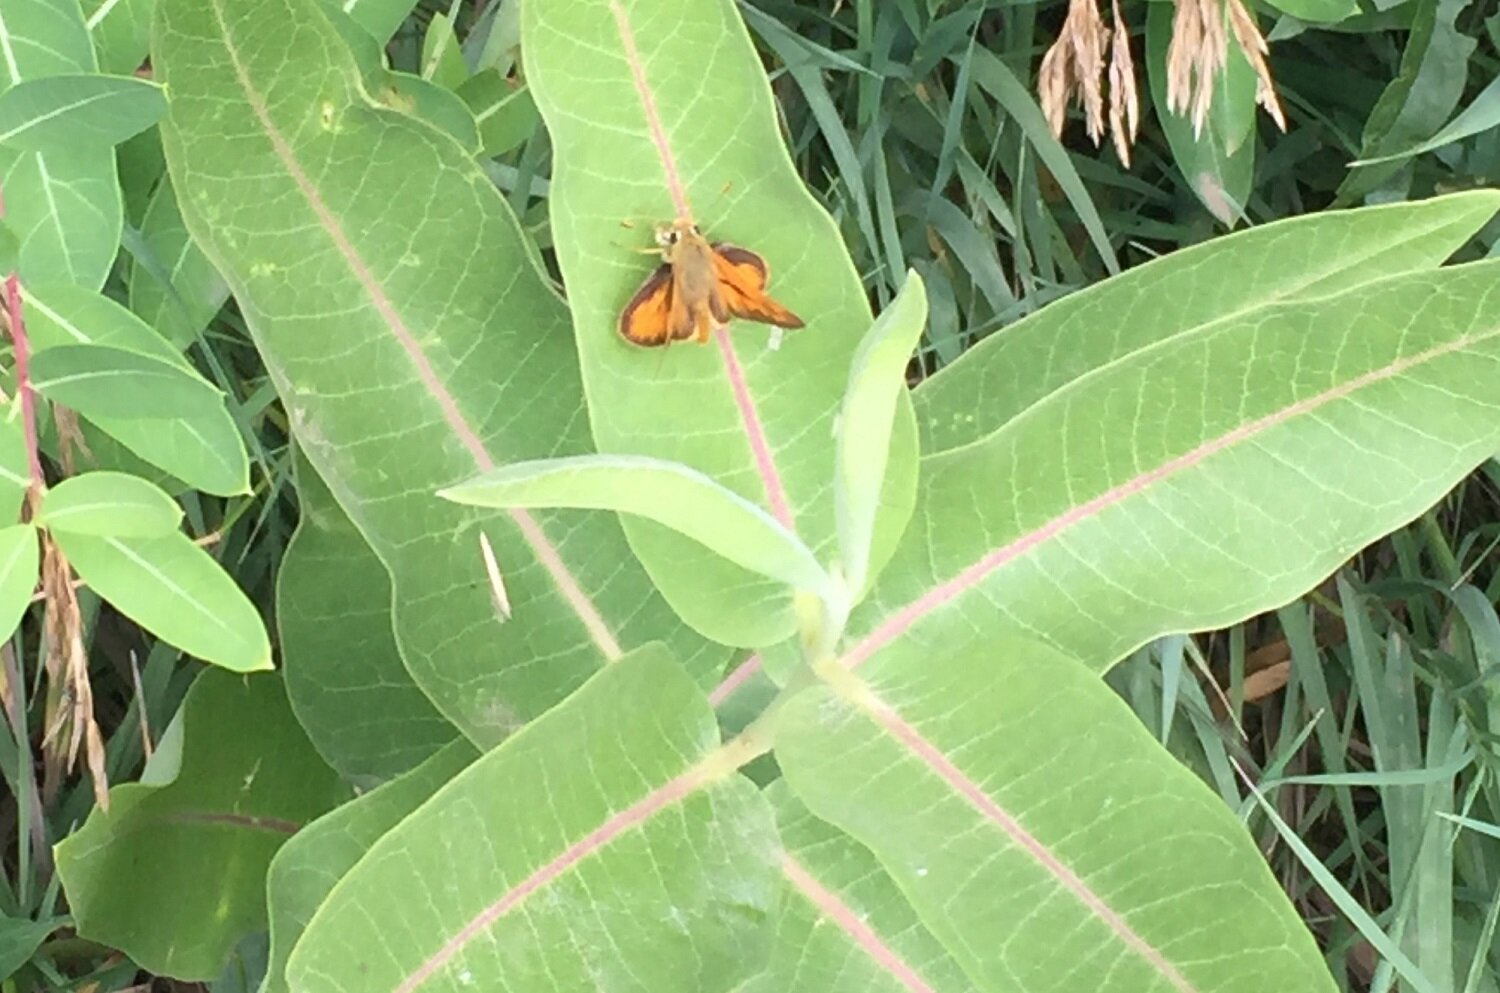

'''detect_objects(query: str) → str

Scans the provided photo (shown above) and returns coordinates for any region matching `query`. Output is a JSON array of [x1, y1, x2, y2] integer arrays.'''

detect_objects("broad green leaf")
[[279, 454, 456, 783], [83, 0, 155, 74], [287, 645, 778, 993], [0, 73, 165, 152], [420, 12, 467, 89], [54, 669, 348, 981], [335, 0, 418, 44], [836, 272, 926, 594], [1352, 73, 1500, 166], [0, 526, 38, 643], [23, 283, 250, 495], [261, 740, 477, 993], [372, 71, 480, 154], [1338, 0, 1473, 203], [915, 192, 1500, 455], [759, 782, 972, 993], [38, 470, 181, 536], [0, 917, 59, 981], [127, 175, 230, 349], [30, 343, 224, 420], [1146, 2, 1254, 226], [0, 0, 122, 291], [56, 529, 272, 671], [843, 253, 1500, 686], [1261, 0, 1358, 21], [776, 637, 1338, 992], [155, 0, 725, 745], [525, 0, 920, 648], [457, 71, 540, 158], [442, 454, 834, 597]]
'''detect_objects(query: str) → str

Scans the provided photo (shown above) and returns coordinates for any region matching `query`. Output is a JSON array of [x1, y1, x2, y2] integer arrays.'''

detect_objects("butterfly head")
[[654, 218, 701, 250]]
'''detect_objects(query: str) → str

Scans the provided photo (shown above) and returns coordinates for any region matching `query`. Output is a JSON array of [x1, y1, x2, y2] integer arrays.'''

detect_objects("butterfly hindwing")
[[619, 263, 683, 346], [710, 244, 805, 329]]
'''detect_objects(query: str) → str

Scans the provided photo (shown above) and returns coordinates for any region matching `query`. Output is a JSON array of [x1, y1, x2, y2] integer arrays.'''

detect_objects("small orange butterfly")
[[618, 218, 805, 347]]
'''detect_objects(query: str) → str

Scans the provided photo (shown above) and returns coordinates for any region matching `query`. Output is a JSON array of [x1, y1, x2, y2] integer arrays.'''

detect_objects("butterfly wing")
[[709, 244, 805, 329], [619, 263, 694, 346]]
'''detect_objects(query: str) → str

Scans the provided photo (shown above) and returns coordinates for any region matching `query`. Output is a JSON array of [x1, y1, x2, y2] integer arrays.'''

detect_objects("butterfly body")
[[618, 219, 805, 347]]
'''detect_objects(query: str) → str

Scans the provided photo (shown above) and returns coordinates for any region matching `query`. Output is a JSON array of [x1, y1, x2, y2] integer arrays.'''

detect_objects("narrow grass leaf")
[[963, 47, 1118, 275], [126, 175, 230, 349]]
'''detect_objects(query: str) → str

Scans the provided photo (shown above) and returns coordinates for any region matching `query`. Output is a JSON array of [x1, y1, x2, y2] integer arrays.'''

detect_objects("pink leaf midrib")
[[780, 853, 941, 993], [391, 763, 712, 993], [204, 0, 622, 660], [610, 0, 798, 533]]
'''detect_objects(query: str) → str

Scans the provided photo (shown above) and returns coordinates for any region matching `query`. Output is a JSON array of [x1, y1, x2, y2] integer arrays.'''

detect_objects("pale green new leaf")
[[261, 740, 477, 993], [56, 529, 272, 672], [776, 637, 1338, 992], [55, 669, 348, 981], [30, 343, 224, 420], [279, 454, 456, 783], [0, 0, 122, 290], [155, 0, 724, 745], [23, 282, 249, 495], [915, 191, 1500, 454], [442, 454, 833, 597], [38, 470, 182, 537], [287, 645, 778, 993], [0, 73, 165, 152], [525, 0, 919, 648], [836, 271, 926, 594], [0, 526, 38, 643]]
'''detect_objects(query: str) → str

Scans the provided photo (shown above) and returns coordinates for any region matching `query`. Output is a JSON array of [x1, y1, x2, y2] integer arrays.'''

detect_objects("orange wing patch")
[[710, 245, 805, 330], [619, 264, 690, 346]]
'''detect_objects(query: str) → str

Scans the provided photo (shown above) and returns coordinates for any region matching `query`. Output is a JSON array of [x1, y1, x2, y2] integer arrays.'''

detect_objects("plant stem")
[[0, 186, 45, 501]]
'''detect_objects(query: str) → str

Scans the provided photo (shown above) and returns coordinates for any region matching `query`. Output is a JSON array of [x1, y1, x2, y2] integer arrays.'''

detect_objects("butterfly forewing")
[[710, 244, 805, 329]]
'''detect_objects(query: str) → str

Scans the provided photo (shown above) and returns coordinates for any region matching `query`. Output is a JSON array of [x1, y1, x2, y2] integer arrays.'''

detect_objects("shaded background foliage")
[[4, 0, 1500, 989]]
